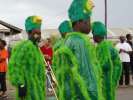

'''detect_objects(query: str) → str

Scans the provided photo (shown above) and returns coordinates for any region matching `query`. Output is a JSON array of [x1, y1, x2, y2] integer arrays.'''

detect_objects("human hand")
[[18, 84, 27, 98], [45, 55, 51, 60], [120, 49, 126, 53]]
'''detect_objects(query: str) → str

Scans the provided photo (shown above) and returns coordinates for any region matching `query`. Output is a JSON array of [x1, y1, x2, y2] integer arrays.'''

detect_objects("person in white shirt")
[[116, 36, 132, 86]]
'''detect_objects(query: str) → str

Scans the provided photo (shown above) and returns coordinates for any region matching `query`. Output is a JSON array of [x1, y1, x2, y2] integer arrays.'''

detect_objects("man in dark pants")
[[126, 34, 133, 78], [116, 36, 132, 86], [0, 73, 6, 95], [121, 63, 131, 85], [0, 39, 8, 97]]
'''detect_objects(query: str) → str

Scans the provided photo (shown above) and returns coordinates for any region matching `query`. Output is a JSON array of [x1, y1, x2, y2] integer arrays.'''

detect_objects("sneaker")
[[1, 93, 7, 98]]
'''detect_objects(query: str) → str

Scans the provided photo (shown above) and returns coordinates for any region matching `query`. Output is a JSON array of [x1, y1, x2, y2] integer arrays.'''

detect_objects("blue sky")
[[0, 0, 133, 29]]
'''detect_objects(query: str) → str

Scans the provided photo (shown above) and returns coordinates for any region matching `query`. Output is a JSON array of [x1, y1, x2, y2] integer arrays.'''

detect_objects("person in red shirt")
[[40, 38, 53, 66], [40, 37, 54, 92], [0, 39, 8, 97]]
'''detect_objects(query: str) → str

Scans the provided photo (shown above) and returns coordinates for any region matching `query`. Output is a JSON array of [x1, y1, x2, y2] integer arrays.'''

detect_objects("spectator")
[[0, 39, 8, 97], [126, 34, 133, 78], [40, 37, 53, 92], [40, 37, 53, 67], [116, 36, 132, 86]]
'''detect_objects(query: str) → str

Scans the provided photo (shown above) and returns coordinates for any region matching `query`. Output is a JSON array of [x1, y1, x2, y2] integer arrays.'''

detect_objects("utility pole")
[[105, 0, 108, 38], [105, 0, 107, 28]]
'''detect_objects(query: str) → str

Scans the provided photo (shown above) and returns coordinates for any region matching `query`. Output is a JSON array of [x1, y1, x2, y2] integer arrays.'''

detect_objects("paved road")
[[117, 86, 133, 100], [1, 81, 133, 100]]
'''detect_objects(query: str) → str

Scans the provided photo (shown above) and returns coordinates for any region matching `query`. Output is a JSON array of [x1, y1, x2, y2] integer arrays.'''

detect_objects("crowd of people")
[[116, 34, 133, 86], [0, 0, 132, 100]]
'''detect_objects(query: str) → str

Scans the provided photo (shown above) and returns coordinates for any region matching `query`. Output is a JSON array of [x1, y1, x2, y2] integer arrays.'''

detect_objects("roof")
[[107, 28, 133, 38], [0, 24, 10, 33], [0, 20, 22, 34]]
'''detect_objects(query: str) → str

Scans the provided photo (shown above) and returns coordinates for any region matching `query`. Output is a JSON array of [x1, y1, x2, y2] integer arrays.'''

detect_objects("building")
[[0, 20, 22, 39]]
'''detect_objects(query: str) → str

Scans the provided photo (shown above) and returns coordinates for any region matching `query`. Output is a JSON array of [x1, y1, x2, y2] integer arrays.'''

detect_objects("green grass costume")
[[53, 0, 103, 99], [53, 32, 103, 100], [8, 16, 45, 100], [92, 21, 122, 100], [8, 40, 45, 100]]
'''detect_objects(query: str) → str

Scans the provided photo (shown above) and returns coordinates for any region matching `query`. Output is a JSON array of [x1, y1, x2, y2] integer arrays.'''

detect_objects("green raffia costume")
[[92, 21, 122, 100], [53, 0, 103, 99], [8, 16, 45, 100], [53, 20, 72, 51], [53, 38, 64, 52], [53, 32, 103, 100], [53, 45, 92, 100]]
